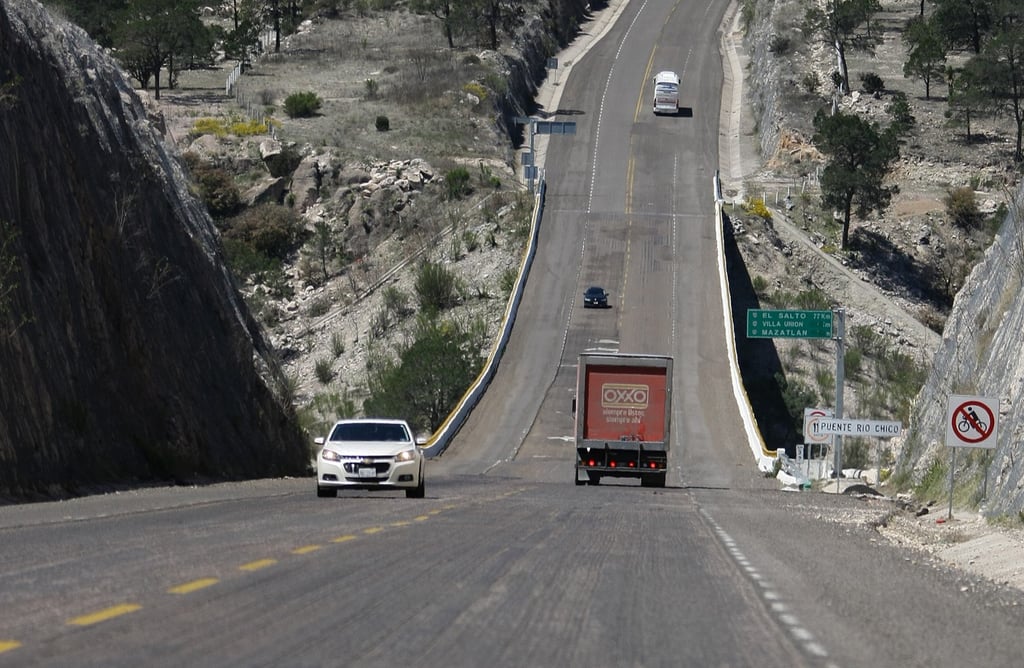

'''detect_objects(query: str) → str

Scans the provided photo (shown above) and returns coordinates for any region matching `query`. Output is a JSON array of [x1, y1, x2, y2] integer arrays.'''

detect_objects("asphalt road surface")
[[3, 1, 1024, 667]]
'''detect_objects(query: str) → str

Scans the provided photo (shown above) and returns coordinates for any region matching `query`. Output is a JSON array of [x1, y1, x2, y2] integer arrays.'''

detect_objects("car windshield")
[[586, 287, 604, 295], [330, 422, 410, 442]]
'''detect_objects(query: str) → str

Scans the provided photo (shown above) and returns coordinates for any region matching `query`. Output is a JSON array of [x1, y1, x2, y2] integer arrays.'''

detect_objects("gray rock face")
[[0, 0, 307, 499], [740, 0, 1024, 515], [899, 185, 1024, 515]]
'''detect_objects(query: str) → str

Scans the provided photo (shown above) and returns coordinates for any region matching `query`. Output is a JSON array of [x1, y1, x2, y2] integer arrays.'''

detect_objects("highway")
[[2, 1, 1024, 666]]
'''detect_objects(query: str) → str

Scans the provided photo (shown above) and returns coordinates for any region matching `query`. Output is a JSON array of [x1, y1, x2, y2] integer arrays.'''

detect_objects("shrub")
[[500, 267, 518, 295], [793, 287, 831, 310], [769, 35, 791, 55], [801, 72, 820, 95], [375, 115, 390, 131], [844, 348, 863, 378], [382, 285, 410, 319], [859, 72, 885, 95], [444, 166, 472, 200], [283, 91, 322, 118], [222, 203, 303, 261], [190, 164, 241, 217], [330, 331, 345, 358], [306, 296, 332, 318], [742, 197, 772, 221], [415, 260, 460, 312], [887, 91, 915, 135], [314, 357, 335, 385], [945, 186, 982, 230], [462, 81, 488, 102], [229, 118, 269, 136], [364, 78, 379, 99], [191, 117, 228, 137], [751, 275, 769, 298]]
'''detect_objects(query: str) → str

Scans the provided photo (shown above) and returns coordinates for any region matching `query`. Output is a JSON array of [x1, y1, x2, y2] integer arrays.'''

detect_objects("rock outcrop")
[[897, 185, 1024, 515], [740, 0, 1024, 516], [0, 0, 308, 500]]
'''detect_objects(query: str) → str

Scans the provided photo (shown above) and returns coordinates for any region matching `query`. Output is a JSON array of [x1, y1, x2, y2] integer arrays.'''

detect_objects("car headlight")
[[321, 449, 342, 462], [394, 449, 416, 462]]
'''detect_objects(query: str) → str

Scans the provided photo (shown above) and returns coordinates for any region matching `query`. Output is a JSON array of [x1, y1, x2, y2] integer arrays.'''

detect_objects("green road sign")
[[746, 309, 833, 339]]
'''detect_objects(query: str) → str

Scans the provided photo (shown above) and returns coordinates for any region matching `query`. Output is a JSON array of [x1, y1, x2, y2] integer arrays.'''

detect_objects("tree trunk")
[[836, 40, 849, 95]]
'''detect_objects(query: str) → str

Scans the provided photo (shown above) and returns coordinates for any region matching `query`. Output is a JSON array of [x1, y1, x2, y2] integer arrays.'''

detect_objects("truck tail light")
[[587, 459, 596, 467], [628, 461, 636, 468], [649, 462, 658, 469], [609, 461, 616, 468]]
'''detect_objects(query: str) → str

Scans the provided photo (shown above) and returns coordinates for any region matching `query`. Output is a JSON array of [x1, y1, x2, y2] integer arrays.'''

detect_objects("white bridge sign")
[[812, 418, 903, 439]]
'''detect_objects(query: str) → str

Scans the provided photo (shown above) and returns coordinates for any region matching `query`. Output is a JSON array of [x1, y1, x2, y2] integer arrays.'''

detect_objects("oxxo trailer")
[[573, 353, 673, 487]]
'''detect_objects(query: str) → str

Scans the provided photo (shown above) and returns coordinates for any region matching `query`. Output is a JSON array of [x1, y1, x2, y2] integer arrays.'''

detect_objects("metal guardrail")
[[422, 178, 546, 458], [714, 170, 777, 472]]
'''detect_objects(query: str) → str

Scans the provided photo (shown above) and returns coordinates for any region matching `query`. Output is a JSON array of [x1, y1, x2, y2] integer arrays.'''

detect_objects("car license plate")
[[358, 467, 376, 479]]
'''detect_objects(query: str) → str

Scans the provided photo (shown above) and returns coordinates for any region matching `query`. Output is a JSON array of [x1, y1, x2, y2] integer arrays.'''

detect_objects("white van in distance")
[[652, 71, 680, 115]]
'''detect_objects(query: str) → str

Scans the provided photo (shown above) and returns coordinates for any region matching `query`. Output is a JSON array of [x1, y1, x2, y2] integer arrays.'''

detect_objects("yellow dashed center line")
[[331, 534, 357, 543], [363, 527, 383, 535], [239, 558, 277, 571], [0, 641, 22, 654], [68, 603, 141, 627], [292, 544, 322, 555], [168, 578, 219, 595], [428, 509, 443, 516], [390, 520, 411, 527], [414, 515, 430, 522]]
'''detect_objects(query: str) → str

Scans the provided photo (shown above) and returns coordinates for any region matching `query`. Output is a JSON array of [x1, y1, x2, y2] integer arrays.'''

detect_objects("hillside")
[[0, 0, 309, 500]]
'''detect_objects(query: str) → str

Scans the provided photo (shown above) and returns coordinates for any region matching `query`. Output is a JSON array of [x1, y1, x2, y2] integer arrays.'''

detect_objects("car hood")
[[321, 441, 417, 457]]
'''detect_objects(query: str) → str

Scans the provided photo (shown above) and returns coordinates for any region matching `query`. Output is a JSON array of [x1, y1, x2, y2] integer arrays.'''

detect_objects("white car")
[[316, 418, 426, 498]]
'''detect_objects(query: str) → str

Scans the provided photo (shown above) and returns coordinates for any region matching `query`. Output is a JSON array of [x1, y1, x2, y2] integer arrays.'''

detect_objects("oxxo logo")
[[601, 383, 649, 409]]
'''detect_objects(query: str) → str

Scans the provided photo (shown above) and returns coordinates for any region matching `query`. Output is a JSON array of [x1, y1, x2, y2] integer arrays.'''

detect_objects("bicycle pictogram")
[[956, 406, 988, 435]]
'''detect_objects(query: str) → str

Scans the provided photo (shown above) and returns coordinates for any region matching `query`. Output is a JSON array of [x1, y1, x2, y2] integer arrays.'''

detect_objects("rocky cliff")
[[0, 0, 308, 500], [740, 0, 1024, 516], [898, 189, 1024, 515]]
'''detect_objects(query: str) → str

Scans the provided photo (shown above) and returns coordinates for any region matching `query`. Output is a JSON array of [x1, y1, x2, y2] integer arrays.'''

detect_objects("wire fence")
[[224, 28, 280, 140]]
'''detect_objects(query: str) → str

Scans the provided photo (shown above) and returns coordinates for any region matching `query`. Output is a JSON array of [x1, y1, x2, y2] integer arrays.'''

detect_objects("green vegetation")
[[945, 186, 983, 230], [742, 197, 772, 221], [184, 154, 242, 218], [444, 166, 473, 200], [415, 260, 462, 313], [314, 357, 335, 385], [283, 91, 323, 118], [812, 109, 900, 248], [363, 315, 486, 431]]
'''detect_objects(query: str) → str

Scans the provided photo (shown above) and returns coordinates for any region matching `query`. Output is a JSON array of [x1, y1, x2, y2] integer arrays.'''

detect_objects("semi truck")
[[652, 71, 680, 115], [573, 353, 673, 487]]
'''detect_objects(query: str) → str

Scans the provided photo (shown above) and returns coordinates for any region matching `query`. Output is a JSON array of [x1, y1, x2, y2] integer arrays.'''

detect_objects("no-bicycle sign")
[[945, 395, 998, 448]]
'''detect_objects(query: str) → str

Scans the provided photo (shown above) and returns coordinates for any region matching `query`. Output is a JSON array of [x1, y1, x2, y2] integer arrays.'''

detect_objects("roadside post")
[[944, 394, 999, 520]]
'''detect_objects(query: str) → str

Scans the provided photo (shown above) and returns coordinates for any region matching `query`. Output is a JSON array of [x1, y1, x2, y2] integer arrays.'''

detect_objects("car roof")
[[585, 286, 605, 292]]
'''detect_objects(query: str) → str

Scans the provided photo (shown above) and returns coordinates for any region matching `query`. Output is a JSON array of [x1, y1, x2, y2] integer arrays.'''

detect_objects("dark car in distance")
[[583, 286, 609, 308]]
